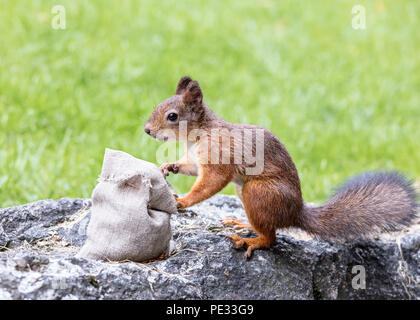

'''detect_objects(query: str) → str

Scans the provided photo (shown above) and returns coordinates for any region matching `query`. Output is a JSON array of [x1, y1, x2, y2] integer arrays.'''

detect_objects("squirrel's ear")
[[183, 80, 203, 107], [175, 76, 192, 95]]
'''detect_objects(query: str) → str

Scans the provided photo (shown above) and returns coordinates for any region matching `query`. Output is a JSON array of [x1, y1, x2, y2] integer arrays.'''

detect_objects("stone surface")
[[0, 195, 419, 300]]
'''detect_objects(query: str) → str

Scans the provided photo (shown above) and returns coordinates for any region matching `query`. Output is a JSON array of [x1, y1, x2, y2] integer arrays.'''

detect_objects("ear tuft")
[[183, 80, 203, 106], [175, 76, 193, 95]]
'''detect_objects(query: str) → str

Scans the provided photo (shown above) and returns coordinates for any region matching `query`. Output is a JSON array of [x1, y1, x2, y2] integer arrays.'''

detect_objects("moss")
[[312, 280, 322, 300]]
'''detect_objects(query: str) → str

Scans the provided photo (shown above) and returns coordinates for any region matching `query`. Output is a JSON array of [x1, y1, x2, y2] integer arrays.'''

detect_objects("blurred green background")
[[0, 0, 419, 208]]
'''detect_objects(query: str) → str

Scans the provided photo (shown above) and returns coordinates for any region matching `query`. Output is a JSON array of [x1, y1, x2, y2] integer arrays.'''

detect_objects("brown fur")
[[144, 76, 419, 257]]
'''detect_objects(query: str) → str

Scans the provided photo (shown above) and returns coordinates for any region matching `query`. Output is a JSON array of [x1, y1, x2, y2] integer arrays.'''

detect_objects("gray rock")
[[0, 198, 86, 249], [0, 195, 419, 299]]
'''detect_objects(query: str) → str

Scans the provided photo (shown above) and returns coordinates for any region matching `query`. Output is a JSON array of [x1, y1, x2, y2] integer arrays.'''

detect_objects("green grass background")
[[1, 0, 419, 208]]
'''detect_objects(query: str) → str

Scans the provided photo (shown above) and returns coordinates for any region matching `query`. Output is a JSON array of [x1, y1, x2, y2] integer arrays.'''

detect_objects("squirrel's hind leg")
[[221, 183, 253, 229], [222, 183, 253, 232], [227, 180, 278, 258]]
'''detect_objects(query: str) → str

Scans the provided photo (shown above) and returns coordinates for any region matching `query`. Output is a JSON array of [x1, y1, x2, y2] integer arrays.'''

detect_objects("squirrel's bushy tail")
[[301, 171, 419, 239]]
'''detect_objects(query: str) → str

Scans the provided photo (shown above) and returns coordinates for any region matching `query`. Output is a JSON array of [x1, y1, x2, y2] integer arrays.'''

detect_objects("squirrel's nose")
[[144, 128, 151, 135]]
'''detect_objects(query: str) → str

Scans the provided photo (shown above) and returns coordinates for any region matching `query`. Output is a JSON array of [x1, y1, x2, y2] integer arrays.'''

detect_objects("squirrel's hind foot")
[[227, 234, 273, 258], [222, 218, 252, 230]]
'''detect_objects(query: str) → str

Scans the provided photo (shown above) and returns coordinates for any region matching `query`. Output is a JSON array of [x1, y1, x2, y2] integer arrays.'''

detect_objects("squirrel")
[[144, 76, 419, 257]]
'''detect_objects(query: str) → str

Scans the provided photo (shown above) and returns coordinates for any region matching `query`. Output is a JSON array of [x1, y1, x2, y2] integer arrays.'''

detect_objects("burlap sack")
[[77, 148, 177, 262]]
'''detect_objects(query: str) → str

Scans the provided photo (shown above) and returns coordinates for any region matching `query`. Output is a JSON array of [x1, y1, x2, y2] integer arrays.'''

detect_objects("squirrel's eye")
[[167, 113, 178, 121]]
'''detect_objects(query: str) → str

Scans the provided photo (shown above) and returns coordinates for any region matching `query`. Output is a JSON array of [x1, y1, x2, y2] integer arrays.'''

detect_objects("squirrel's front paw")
[[160, 163, 179, 177], [176, 197, 189, 209]]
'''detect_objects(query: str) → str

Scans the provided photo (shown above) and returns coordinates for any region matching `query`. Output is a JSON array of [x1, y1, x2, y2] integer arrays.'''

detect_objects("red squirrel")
[[144, 76, 419, 257]]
